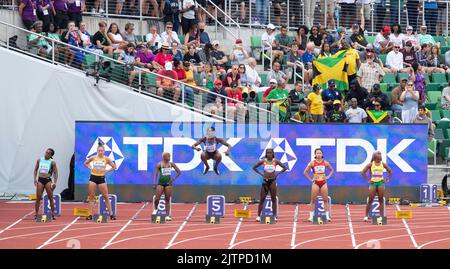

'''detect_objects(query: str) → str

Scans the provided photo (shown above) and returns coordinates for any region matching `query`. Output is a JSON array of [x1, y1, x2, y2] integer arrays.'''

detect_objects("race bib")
[[372, 171, 383, 178], [43, 9, 49, 15], [206, 144, 216, 152], [75, 0, 81, 7], [33, 9, 36, 16], [161, 167, 171, 176], [39, 163, 50, 174], [93, 161, 105, 170], [315, 165, 325, 174], [264, 164, 275, 173]]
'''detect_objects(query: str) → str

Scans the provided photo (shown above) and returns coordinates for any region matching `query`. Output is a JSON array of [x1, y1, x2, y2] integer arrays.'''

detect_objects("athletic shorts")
[[158, 178, 172, 187], [370, 180, 385, 188], [262, 178, 276, 188], [205, 151, 217, 159], [89, 175, 106, 185], [314, 180, 327, 188], [38, 177, 52, 186]]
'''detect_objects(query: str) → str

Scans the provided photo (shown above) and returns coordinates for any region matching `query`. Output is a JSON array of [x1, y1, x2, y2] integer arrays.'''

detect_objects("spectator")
[[365, 83, 389, 110], [304, 0, 318, 29], [446, 50, 450, 68], [118, 43, 138, 86], [289, 81, 309, 108], [198, 43, 215, 66], [406, 1, 420, 32], [262, 79, 278, 103], [223, 65, 241, 91], [92, 0, 105, 14], [385, 44, 408, 74], [237, 64, 249, 87], [67, 0, 83, 28], [93, 21, 114, 56], [207, 0, 225, 25], [272, 0, 285, 26], [79, 21, 101, 54], [358, 52, 385, 89], [427, 44, 448, 74], [307, 84, 325, 122], [115, 0, 125, 14], [226, 82, 246, 120], [321, 79, 343, 113], [409, 62, 427, 104], [211, 40, 229, 71], [161, 0, 180, 33], [345, 98, 367, 123], [206, 79, 227, 116], [46, 22, 74, 65], [356, 0, 371, 27], [160, 22, 181, 45], [200, 63, 217, 89], [330, 26, 348, 54], [267, 61, 287, 85], [399, 80, 420, 123], [172, 60, 193, 104], [389, 23, 405, 48], [53, 0, 69, 33], [135, 44, 159, 71], [122, 23, 139, 45], [391, 78, 408, 116], [295, 25, 309, 51], [107, 22, 128, 51], [196, 0, 206, 23], [36, 0, 53, 32], [374, 26, 393, 54], [302, 42, 317, 79], [416, 43, 431, 70], [183, 44, 201, 65], [184, 23, 200, 47], [245, 57, 262, 89], [154, 42, 174, 67], [262, 24, 283, 66], [198, 22, 211, 45], [145, 25, 162, 52], [326, 100, 346, 122], [418, 25, 436, 45], [286, 42, 304, 81], [403, 25, 419, 48], [424, 0, 438, 36], [319, 42, 333, 57], [413, 105, 434, 140], [441, 81, 450, 110], [180, 0, 197, 35], [402, 41, 418, 66], [339, 0, 356, 29], [308, 25, 322, 52], [27, 20, 52, 57], [293, 103, 313, 123], [19, 0, 37, 30], [156, 61, 181, 102], [266, 80, 289, 104], [366, 100, 390, 123], [169, 41, 183, 62], [350, 19, 368, 53], [255, 0, 269, 26], [346, 79, 368, 108], [390, 0, 403, 25], [142, 0, 160, 17], [230, 38, 249, 65], [437, 0, 447, 35], [341, 39, 360, 82], [319, 0, 335, 29], [320, 26, 335, 46], [65, 21, 85, 67]]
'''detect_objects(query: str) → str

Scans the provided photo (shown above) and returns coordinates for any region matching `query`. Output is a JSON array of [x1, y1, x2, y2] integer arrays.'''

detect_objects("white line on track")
[[290, 205, 299, 248], [396, 204, 418, 248], [165, 203, 198, 249], [37, 217, 80, 249], [345, 204, 357, 248], [228, 204, 248, 249], [101, 202, 148, 249], [0, 210, 34, 236]]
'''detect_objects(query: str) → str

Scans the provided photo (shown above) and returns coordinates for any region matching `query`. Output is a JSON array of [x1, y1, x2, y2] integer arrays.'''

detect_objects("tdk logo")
[[259, 138, 297, 171], [86, 137, 125, 169]]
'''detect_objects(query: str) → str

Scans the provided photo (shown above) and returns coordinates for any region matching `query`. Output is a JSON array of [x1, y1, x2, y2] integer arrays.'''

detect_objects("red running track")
[[0, 201, 449, 249]]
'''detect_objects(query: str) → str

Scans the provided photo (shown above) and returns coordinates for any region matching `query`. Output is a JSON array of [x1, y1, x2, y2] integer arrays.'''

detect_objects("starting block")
[[28, 194, 37, 200], [260, 215, 275, 225], [239, 197, 253, 203], [206, 215, 221, 224], [93, 214, 107, 223], [372, 216, 387, 225], [151, 214, 165, 224], [73, 207, 90, 217], [234, 209, 251, 218], [388, 198, 401, 205], [395, 210, 412, 219], [36, 213, 52, 223], [313, 216, 325, 225]]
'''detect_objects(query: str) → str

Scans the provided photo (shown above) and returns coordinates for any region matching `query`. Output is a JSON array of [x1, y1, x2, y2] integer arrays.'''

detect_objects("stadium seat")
[[382, 73, 396, 85], [250, 36, 262, 49], [430, 109, 442, 122], [442, 110, 450, 120], [380, 83, 389, 93], [438, 140, 450, 158], [179, 35, 185, 45], [435, 128, 445, 140], [83, 53, 97, 67], [379, 54, 387, 65], [428, 91, 442, 105], [441, 46, 450, 55], [366, 36, 375, 44], [438, 118, 450, 130], [144, 72, 157, 87], [423, 73, 431, 84], [431, 73, 448, 86], [425, 103, 437, 110], [259, 73, 268, 86], [434, 36, 447, 46], [427, 83, 442, 92], [256, 91, 264, 103], [397, 73, 409, 82]]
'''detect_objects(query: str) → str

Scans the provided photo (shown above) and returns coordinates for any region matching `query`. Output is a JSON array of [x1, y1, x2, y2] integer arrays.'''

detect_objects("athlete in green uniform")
[[153, 152, 181, 221]]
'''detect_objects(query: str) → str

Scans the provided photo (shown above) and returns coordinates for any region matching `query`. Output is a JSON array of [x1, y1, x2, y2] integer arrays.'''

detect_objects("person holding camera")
[[230, 38, 249, 66]]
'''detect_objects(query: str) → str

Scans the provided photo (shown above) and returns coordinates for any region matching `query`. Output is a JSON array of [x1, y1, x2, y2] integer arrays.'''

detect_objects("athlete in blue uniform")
[[33, 148, 58, 220]]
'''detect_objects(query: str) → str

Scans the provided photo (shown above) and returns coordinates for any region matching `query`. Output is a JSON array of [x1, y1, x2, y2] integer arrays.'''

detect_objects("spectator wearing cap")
[[346, 79, 368, 108], [262, 79, 278, 103], [275, 25, 295, 55], [19, 0, 37, 30], [389, 23, 405, 49], [413, 105, 434, 140], [160, 22, 181, 46], [338, 0, 356, 29], [156, 61, 181, 102], [154, 42, 174, 67], [330, 26, 347, 54], [230, 38, 249, 65], [385, 43, 409, 74], [357, 52, 385, 91], [403, 26, 419, 48], [183, 44, 201, 65], [402, 41, 418, 66], [145, 25, 162, 52], [295, 25, 309, 51], [223, 65, 241, 91], [266, 80, 289, 103], [211, 40, 230, 71], [366, 100, 390, 123], [27, 20, 53, 57], [345, 98, 367, 123], [169, 41, 183, 62], [374, 26, 393, 54], [267, 61, 288, 86], [226, 82, 246, 121], [424, 0, 438, 36], [418, 25, 436, 45], [391, 78, 408, 115], [289, 82, 309, 107], [322, 80, 343, 113], [399, 79, 420, 123], [206, 79, 228, 116], [136, 44, 159, 71], [198, 22, 211, 46], [442, 82, 450, 110], [365, 83, 389, 110], [350, 18, 368, 53], [307, 84, 325, 122], [293, 103, 313, 123], [262, 24, 283, 67], [326, 100, 346, 123]]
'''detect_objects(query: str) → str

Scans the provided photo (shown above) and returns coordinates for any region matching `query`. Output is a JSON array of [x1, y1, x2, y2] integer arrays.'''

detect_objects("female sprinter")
[[84, 142, 117, 220], [252, 148, 288, 222], [33, 148, 58, 220], [303, 148, 334, 222], [153, 152, 181, 221], [361, 151, 392, 222], [191, 127, 232, 175]]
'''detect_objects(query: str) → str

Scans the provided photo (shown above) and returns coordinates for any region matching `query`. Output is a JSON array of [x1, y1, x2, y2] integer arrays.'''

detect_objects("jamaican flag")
[[312, 49, 349, 92], [367, 110, 389, 123], [273, 98, 290, 123]]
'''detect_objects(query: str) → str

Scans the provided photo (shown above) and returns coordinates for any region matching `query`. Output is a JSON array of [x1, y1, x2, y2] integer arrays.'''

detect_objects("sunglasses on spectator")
[[407, 83, 414, 86], [166, 26, 172, 29], [374, 104, 381, 106], [394, 46, 400, 48]]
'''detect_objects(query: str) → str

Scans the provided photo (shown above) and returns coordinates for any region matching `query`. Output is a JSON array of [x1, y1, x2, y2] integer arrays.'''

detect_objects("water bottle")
[[203, 78, 207, 87]]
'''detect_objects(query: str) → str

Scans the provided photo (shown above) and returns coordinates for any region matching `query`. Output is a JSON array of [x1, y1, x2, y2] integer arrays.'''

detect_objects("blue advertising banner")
[[75, 122, 427, 186]]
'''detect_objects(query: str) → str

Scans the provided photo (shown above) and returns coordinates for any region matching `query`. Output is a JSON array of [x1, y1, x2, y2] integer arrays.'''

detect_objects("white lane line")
[[37, 217, 80, 249], [0, 210, 34, 236], [345, 204, 357, 248], [396, 204, 418, 248], [101, 202, 148, 249], [165, 203, 198, 249], [228, 204, 248, 249], [290, 205, 299, 248]]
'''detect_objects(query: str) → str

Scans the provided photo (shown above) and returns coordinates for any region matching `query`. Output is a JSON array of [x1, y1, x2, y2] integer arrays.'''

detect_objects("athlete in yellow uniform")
[[361, 151, 393, 222], [84, 142, 117, 220]]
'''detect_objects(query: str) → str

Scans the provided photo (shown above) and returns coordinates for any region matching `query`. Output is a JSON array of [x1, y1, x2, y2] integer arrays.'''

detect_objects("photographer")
[[230, 38, 249, 65]]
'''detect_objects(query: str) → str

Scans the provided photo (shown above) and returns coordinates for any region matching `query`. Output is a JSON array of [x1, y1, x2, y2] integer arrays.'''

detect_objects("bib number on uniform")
[[43, 9, 49, 15], [75, 0, 81, 7], [315, 165, 325, 174]]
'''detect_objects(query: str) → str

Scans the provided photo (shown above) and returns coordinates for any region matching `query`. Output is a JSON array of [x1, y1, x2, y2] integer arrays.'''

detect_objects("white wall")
[[0, 47, 216, 195]]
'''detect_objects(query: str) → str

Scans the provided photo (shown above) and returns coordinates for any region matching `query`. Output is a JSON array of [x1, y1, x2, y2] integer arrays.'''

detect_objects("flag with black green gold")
[[367, 110, 389, 123], [312, 49, 349, 92]]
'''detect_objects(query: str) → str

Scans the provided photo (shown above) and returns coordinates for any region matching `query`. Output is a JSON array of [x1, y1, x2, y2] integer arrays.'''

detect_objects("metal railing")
[[0, 20, 277, 124]]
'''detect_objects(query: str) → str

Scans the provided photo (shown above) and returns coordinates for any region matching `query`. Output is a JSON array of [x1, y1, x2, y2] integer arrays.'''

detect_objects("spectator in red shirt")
[[156, 61, 181, 102], [227, 82, 246, 120], [262, 79, 278, 103], [154, 41, 174, 67], [223, 64, 241, 91]]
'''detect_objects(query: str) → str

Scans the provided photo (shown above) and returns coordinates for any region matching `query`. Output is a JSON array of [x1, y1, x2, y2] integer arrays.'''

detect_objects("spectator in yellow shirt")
[[307, 84, 324, 122]]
